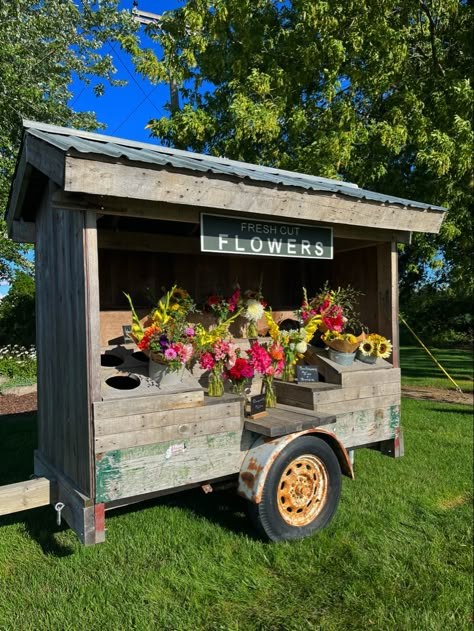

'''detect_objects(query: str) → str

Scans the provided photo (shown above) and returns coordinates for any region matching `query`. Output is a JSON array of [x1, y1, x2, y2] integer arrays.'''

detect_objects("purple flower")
[[159, 335, 169, 349]]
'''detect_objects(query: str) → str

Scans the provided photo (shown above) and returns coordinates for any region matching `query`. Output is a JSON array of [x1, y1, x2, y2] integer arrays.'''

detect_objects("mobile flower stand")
[[1, 121, 446, 544]]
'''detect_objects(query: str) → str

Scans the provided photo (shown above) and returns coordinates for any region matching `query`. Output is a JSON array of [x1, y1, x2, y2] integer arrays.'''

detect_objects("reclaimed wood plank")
[[330, 405, 400, 449], [94, 390, 205, 420], [35, 187, 93, 496], [65, 157, 443, 234], [245, 410, 336, 437], [0, 478, 53, 516], [95, 431, 254, 503], [95, 400, 241, 437], [275, 380, 400, 410], [313, 393, 401, 416], [96, 415, 242, 452]]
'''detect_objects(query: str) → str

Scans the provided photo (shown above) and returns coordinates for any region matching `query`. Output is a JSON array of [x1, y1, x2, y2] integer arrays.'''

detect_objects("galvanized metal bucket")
[[149, 360, 186, 386], [328, 349, 356, 366]]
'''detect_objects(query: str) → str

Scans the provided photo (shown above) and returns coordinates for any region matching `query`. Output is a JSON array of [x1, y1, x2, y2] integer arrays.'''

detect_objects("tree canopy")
[[124, 0, 473, 294], [0, 0, 136, 282]]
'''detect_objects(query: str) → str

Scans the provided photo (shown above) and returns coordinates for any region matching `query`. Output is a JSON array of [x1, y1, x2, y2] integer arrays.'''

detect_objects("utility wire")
[[110, 84, 160, 134], [108, 41, 162, 115]]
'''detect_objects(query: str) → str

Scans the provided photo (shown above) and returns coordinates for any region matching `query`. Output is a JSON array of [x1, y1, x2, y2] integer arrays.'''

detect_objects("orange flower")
[[269, 345, 284, 361]]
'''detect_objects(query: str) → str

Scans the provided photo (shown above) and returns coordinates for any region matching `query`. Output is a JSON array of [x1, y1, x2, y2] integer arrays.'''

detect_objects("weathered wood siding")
[[95, 395, 247, 503], [35, 186, 97, 496], [96, 429, 252, 504]]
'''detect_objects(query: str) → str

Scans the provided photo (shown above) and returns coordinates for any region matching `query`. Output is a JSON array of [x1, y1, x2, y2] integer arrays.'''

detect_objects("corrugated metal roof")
[[24, 120, 446, 212]]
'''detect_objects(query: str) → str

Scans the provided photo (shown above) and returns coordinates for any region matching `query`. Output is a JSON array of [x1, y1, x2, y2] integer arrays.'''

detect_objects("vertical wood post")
[[377, 241, 400, 367], [83, 210, 101, 500]]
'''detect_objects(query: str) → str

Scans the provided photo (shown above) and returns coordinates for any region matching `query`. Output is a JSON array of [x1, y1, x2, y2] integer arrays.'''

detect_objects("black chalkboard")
[[250, 393, 266, 416], [122, 325, 133, 342], [297, 366, 319, 382]]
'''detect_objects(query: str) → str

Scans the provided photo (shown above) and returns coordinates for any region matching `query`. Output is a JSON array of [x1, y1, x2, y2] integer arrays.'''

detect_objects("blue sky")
[[74, 0, 184, 142]]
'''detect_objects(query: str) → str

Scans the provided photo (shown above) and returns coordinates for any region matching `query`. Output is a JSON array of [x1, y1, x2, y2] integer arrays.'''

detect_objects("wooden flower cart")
[[1, 121, 446, 544]]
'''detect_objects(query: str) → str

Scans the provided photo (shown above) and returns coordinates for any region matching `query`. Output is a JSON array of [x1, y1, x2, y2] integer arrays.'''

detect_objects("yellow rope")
[[399, 314, 463, 393]]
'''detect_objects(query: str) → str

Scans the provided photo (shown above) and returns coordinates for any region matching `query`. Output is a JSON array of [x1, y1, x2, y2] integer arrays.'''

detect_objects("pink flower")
[[185, 327, 195, 337], [164, 348, 177, 360], [200, 352, 215, 370]]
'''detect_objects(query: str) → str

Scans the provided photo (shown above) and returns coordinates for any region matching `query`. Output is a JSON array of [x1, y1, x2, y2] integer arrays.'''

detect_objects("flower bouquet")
[[297, 284, 363, 335], [194, 311, 242, 396], [322, 330, 366, 366], [199, 339, 237, 396], [124, 286, 196, 383], [265, 309, 322, 382], [224, 355, 254, 394], [247, 341, 284, 407], [357, 334, 392, 364], [205, 285, 241, 325]]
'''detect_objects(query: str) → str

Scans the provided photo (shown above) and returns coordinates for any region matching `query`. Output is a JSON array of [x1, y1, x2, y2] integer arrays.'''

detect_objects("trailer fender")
[[238, 428, 354, 504]]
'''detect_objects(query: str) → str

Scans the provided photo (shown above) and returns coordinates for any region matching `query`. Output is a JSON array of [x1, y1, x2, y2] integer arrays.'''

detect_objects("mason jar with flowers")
[[242, 286, 266, 341], [224, 355, 254, 394], [198, 339, 237, 397], [264, 309, 322, 382], [247, 341, 284, 407]]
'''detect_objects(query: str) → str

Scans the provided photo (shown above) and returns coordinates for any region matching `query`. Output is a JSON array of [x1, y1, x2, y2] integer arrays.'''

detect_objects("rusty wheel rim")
[[276, 454, 328, 527]]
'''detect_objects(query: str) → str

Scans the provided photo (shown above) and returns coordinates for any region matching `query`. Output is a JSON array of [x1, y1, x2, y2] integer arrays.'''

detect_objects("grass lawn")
[[0, 397, 472, 631], [400, 346, 473, 392]]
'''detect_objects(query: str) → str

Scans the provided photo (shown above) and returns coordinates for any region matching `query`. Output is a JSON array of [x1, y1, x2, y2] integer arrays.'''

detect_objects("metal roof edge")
[[21, 120, 447, 213]]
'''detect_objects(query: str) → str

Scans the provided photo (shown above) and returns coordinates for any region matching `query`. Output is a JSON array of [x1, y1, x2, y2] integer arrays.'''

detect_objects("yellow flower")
[[172, 287, 188, 300], [359, 340, 375, 356], [376, 339, 392, 359], [303, 314, 322, 342], [264, 311, 280, 342]]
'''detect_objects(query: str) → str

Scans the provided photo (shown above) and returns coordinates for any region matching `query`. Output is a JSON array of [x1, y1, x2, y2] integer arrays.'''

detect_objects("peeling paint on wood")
[[96, 431, 253, 503]]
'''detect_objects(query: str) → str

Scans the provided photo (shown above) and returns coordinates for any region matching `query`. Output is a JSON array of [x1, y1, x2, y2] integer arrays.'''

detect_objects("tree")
[[0, 0, 137, 282], [125, 0, 473, 294], [0, 271, 35, 346]]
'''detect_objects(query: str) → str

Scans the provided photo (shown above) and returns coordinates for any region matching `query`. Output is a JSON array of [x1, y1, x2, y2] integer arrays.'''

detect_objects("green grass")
[[0, 375, 37, 390], [400, 346, 473, 392], [0, 398, 472, 631]]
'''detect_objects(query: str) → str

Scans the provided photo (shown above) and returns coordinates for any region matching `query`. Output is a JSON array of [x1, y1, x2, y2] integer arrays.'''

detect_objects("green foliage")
[[401, 285, 473, 348], [130, 0, 473, 294], [0, 345, 37, 381], [0, 271, 35, 346], [0, 0, 137, 282]]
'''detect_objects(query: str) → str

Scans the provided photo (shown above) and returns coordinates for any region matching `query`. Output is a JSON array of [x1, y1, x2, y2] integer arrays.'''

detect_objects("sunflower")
[[359, 339, 375, 356], [172, 287, 189, 301], [376, 339, 392, 359]]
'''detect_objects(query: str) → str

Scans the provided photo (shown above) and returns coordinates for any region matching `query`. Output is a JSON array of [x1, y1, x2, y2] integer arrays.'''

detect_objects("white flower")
[[245, 299, 264, 322], [295, 341, 308, 354]]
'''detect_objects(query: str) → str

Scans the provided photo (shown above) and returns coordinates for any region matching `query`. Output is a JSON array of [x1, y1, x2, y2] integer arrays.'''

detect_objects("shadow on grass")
[[400, 347, 473, 382], [111, 485, 261, 540], [0, 411, 76, 556]]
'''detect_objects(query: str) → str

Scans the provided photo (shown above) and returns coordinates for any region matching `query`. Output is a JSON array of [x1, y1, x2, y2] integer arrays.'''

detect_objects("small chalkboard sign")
[[122, 325, 133, 342], [248, 393, 266, 417], [297, 366, 319, 382]]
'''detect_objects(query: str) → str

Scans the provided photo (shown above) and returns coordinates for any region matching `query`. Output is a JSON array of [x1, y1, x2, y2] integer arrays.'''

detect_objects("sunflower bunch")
[[359, 334, 392, 359]]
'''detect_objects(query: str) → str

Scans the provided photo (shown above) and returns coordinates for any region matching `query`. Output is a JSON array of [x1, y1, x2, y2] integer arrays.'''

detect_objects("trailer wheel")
[[248, 436, 342, 542]]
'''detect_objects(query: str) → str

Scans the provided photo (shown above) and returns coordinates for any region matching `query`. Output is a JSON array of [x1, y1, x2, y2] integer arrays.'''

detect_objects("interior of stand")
[[97, 214, 381, 347]]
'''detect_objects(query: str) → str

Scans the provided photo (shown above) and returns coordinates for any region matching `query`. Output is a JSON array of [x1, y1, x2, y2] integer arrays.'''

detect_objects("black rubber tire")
[[248, 436, 342, 542]]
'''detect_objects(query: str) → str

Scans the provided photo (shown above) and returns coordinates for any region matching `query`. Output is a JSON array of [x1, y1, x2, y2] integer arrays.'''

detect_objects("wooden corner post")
[[377, 241, 400, 367]]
